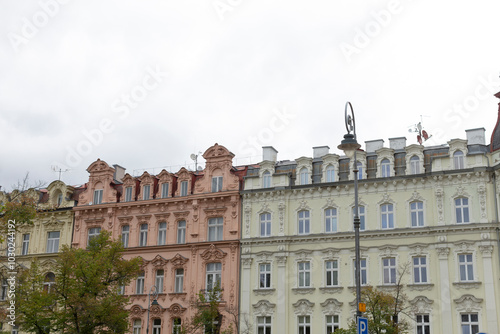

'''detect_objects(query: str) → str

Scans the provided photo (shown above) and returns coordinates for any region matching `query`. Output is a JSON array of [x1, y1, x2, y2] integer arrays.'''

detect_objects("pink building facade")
[[73, 144, 246, 333]]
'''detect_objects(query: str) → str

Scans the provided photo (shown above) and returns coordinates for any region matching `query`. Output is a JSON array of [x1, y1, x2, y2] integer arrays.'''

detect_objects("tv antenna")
[[51, 166, 70, 180], [190, 152, 202, 171], [408, 115, 432, 145]]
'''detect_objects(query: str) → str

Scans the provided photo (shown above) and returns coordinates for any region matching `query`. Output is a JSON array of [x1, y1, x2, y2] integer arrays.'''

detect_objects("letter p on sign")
[[358, 317, 368, 334]]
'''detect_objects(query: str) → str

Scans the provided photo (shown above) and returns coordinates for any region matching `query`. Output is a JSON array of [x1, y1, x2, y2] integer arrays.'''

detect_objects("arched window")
[[44, 272, 55, 293], [299, 168, 309, 185], [262, 171, 271, 188], [381, 159, 390, 177], [410, 156, 420, 174], [454, 151, 464, 169], [356, 162, 363, 180], [326, 165, 335, 182]]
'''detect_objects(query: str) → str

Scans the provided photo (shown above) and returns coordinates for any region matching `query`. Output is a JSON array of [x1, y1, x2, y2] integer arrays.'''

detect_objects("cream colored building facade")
[[240, 128, 500, 334]]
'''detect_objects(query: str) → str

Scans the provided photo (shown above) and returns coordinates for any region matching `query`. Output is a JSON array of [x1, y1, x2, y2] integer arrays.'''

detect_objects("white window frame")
[[177, 220, 186, 244], [93, 189, 103, 204], [208, 217, 223, 241], [298, 210, 310, 235], [260, 213, 271, 237], [458, 253, 474, 282], [326, 315, 340, 334], [259, 263, 271, 289], [44, 272, 55, 293], [460, 313, 479, 334], [206, 262, 222, 293], [356, 161, 363, 180], [381, 158, 391, 177], [57, 193, 63, 206], [410, 201, 424, 227], [121, 225, 130, 248], [383, 257, 396, 285], [133, 319, 142, 334], [157, 222, 167, 245], [180, 181, 188, 196], [298, 315, 310, 334], [136, 271, 145, 294], [410, 155, 420, 174], [257, 316, 271, 334], [212, 176, 223, 192], [413, 256, 428, 284], [454, 150, 465, 169], [325, 208, 337, 233], [172, 318, 182, 334], [299, 167, 309, 185], [262, 171, 271, 188], [416, 314, 430, 334], [46, 231, 60, 253], [298, 261, 311, 288], [353, 258, 368, 286], [152, 318, 161, 334], [22, 233, 30, 255], [352, 206, 366, 231], [143, 185, 150, 200], [455, 197, 470, 224], [139, 223, 148, 247], [155, 269, 164, 293], [175, 268, 184, 293], [161, 182, 169, 198], [125, 186, 133, 202], [87, 227, 101, 245], [325, 260, 339, 287], [381, 203, 394, 229], [326, 165, 335, 182]]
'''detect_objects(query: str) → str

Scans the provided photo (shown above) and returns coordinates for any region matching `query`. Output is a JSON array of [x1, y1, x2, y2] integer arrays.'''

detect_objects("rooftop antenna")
[[190, 152, 202, 171], [408, 115, 432, 145], [51, 166, 70, 181]]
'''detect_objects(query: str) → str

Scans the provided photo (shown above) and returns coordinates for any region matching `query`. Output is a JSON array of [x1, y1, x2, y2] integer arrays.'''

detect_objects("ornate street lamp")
[[146, 285, 159, 334], [337, 102, 362, 321]]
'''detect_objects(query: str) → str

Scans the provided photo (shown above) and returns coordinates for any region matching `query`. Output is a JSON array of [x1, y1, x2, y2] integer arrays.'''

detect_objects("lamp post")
[[337, 102, 362, 321], [146, 285, 159, 334]]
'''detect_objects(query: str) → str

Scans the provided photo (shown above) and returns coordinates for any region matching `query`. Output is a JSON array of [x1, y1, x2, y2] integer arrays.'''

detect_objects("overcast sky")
[[1, 0, 499, 190]]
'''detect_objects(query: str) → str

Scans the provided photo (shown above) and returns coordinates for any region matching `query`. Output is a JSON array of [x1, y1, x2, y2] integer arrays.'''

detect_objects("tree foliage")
[[16, 231, 142, 334]]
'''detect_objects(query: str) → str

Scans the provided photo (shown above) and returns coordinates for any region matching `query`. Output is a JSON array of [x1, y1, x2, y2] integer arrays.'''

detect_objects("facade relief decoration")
[[454, 294, 483, 312], [252, 300, 276, 317], [293, 299, 315, 315], [320, 298, 343, 315], [200, 244, 227, 264]]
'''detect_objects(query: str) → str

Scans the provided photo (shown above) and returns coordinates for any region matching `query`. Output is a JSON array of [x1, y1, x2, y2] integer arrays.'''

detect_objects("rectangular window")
[[413, 256, 428, 284], [381, 160, 391, 177], [383, 257, 396, 284], [158, 222, 167, 245], [461, 313, 479, 334], [260, 213, 271, 237], [298, 210, 310, 235], [206, 263, 222, 294], [263, 172, 271, 188], [133, 319, 142, 334], [325, 208, 337, 233], [172, 318, 182, 334], [212, 176, 223, 192], [161, 183, 169, 198], [298, 316, 310, 334], [125, 186, 132, 202], [455, 198, 470, 223], [93, 189, 103, 204], [118, 285, 125, 295], [121, 225, 130, 248], [177, 220, 186, 244], [87, 227, 101, 245], [257, 316, 271, 334], [136, 271, 145, 294], [180, 181, 188, 196], [155, 269, 164, 293], [22, 234, 30, 255], [410, 201, 424, 227], [353, 258, 368, 286], [326, 315, 340, 334], [208, 217, 223, 241], [259, 263, 271, 289], [152, 318, 161, 334], [459, 253, 474, 281], [175, 268, 184, 293], [416, 314, 430, 334], [143, 185, 150, 200], [298, 262, 311, 288], [325, 260, 339, 287], [46, 231, 60, 253], [381, 204, 394, 229], [326, 166, 335, 182], [353, 206, 366, 231], [139, 224, 148, 247], [0, 279, 7, 301]]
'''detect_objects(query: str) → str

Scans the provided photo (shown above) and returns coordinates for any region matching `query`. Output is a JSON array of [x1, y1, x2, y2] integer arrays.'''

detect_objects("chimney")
[[365, 139, 384, 153], [313, 146, 330, 158], [263, 146, 278, 162], [113, 164, 126, 182], [466, 128, 486, 145], [389, 137, 407, 150]]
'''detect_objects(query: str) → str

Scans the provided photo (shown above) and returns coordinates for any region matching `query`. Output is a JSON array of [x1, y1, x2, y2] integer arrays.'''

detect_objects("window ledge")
[[319, 286, 344, 294], [292, 287, 315, 295], [168, 292, 187, 301], [253, 288, 275, 296], [453, 281, 482, 289], [407, 283, 434, 291]]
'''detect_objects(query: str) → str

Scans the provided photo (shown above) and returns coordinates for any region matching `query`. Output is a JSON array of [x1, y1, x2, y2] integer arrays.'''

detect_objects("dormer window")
[[262, 171, 271, 188], [410, 156, 420, 175], [454, 151, 464, 169], [180, 181, 188, 196], [326, 165, 335, 182], [356, 161, 363, 180], [161, 183, 169, 198], [299, 168, 309, 185], [57, 193, 63, 206], [212, 176, 223, 192], [143, 185, 150, 200], [93, 189, 103, 205], [381, 159, 390, 177]]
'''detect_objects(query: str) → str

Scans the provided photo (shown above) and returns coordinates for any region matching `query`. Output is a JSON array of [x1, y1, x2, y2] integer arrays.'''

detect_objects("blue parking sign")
[[358, 317, 368, 334]]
